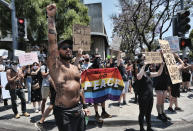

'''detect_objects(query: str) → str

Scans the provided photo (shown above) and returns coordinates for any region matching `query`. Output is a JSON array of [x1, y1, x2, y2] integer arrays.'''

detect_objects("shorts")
[[41, 86, 50, 99], [122, 81, 129, 94], [170, 84, 180, 98], [53, 104, 85, 131]]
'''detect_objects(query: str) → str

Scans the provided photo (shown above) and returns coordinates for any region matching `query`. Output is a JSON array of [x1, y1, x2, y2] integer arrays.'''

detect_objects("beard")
[[60, 54, 72, 61]]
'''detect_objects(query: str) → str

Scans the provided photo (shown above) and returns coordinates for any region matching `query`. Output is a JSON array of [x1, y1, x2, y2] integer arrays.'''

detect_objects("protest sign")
[[164, 36, 180, 52], [73, 24, 91, 51], [81, 68, 124, 103], [159, 40, 182, 84], [144, 52, 163, 64], [0, 49, 8, 58], [14, 50, 25, 57], [18, 52, 39, 66], [0, 72, 10, 99]]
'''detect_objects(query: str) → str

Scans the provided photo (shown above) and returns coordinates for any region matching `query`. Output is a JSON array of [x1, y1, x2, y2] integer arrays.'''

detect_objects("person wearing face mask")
[[181, 57, 191, 92], [117, 59, 129, 107], [81, 54, 93, 72], [90, 54, 112, 123], [6, 61, 30, 119], [31, 62, 42, 113], [136, 55, 164, 131]]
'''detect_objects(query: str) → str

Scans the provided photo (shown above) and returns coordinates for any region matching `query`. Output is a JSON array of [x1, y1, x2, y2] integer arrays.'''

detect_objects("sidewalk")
[[86, 86, 193, 130], [0, 86, 193, 131]]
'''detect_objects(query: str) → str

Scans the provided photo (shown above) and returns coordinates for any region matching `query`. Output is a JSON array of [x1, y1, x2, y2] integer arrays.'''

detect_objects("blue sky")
[[84, 0, 193, 43]]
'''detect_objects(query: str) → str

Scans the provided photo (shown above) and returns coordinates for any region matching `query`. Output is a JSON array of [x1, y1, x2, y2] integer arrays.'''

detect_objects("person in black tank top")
[[154, 65, 171, 122], [136, 62, 164, 131], [168, 53, 184, 112], [181, 57, 191, 92]]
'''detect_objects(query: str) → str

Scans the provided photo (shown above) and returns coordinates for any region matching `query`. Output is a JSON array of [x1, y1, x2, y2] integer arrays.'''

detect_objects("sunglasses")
[[61, 44, 72, 50]]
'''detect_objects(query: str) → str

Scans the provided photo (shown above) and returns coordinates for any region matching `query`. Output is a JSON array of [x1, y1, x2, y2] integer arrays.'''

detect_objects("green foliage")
[[0, 0, 89, 46]]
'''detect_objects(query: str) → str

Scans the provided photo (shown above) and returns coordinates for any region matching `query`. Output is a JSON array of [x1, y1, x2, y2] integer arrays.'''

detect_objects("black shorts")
[[171, 84, 180, 98], [53, 104, 85, 131], [182, 72, 191, 82]]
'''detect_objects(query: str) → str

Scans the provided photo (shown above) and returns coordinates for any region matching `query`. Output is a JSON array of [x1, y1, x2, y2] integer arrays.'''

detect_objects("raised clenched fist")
[[46, 4, 56, 17]]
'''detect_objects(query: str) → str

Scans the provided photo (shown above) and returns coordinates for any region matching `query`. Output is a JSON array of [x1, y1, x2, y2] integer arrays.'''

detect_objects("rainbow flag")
[[81, 68, 124, 103]]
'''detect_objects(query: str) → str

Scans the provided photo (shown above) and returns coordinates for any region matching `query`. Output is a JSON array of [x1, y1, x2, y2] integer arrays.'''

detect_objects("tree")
[[112, 0, 193, 55], [0, 0, 89, 46]]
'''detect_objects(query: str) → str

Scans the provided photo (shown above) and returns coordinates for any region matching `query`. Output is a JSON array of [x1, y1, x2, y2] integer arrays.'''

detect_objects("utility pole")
[[0, 0, 18, 60], [180, 0, 186, 58]]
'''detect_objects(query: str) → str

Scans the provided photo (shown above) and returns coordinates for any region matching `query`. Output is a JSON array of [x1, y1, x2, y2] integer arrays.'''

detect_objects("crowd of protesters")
[[0, 4, 193, 131], [0, 48, 193, 131]]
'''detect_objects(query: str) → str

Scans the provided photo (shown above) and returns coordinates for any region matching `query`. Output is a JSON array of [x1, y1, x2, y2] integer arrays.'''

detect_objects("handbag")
[[32, 83, 40, 90]]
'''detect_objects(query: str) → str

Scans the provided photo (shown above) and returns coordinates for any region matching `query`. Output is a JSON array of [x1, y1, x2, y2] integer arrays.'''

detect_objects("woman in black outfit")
[[181, 57, 191, 92], [154, 65, 171, 122], [136, 62, 164, 131]]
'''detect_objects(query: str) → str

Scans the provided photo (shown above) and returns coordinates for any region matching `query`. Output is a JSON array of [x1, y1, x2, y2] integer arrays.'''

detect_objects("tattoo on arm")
[[48, 29, 57, 34], [47, 16, 56, 34]]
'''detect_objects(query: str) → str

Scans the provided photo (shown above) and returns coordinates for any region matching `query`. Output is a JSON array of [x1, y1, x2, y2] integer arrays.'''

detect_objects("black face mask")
[[93, 57, 101, 68], [85, 58, 89, 62], [138, 61, 144, 68], [60, 54, 72, 61]]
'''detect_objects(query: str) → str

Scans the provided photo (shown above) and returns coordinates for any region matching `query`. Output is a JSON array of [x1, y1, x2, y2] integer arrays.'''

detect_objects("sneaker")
[[95, 113, 103, 122], [168, 107, 176, 112], [147, 127, 154, 131], [157, 114, 167, 122], [15, 114, 20, 119], [162, 113, 171, 121], [117, 102, 121, 108], [35, 122, 45, 131], [38, 107, 41, 111], [23, 112, 30, 117], [175, 107, 183, 111], [35, 109, 39, 113], [123, 100, 127, 105], [101, 111, 112, 119]]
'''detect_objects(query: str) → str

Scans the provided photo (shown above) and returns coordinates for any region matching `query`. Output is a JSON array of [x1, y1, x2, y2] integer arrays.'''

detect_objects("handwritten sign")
[[18, 52, 39, 66], [144, 52, 163, 64], [159, 40, 182, 84], [0, 72, 10, 99], [0, 49, 8, 58], [14, 49, 25, 57], [73, 24, 91, 51]]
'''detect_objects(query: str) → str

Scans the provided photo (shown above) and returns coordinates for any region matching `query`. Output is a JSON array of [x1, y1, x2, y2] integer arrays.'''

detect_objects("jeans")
[[9, 88, 27, 115], [26, 77, 32, 102]]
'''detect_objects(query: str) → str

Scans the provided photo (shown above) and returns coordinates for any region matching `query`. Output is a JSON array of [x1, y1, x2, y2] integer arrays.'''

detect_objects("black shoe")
[[101, 111, 112, 119], [157, 114, 167, 122], [123, 100, 127, 105], [95, 113, 103, 122], [168, 107, 176, 112], [175, 107, 183, 111], [35, 122, 45, 131], [140, 128, 145, 131], [162, 113, 171, 120], [147, 127, 154, 131]]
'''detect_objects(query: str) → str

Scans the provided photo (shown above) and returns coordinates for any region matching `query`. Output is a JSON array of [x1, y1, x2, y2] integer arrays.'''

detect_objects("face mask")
[[12, 65, 17, 72], [34, 66, 38, 70]]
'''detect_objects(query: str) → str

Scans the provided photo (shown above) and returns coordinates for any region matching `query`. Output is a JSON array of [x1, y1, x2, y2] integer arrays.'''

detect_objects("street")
[[0, 87, 193, 131]]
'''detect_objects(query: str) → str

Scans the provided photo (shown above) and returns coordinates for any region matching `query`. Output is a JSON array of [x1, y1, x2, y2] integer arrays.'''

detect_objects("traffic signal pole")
[[11, 0, 18, 60], [180, 0, 186, 58], [0, 0, 18, 60]]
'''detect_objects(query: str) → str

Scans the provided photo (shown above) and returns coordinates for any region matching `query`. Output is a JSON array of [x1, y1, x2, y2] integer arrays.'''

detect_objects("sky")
[[84, 0, 193, 43]]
